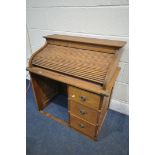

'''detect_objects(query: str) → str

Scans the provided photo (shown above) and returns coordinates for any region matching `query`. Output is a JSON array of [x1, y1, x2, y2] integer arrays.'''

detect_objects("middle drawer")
[[69, 101, 99, 124]]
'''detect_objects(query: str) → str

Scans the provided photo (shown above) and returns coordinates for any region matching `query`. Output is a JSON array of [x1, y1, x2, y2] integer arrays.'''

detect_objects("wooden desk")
[[27, 35, 126, 140]]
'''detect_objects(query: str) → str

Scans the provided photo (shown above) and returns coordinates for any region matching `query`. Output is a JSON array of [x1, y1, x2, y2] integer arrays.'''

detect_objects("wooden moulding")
[[103, 50, 122, 89], [106, 67, 121, 92], [46, 39, 116, 54], [45, 35, 126, 49], [29, 43, 48, 68]]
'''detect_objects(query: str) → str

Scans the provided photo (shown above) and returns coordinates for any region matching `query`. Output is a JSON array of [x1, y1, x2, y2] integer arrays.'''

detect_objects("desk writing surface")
[[27, 66, 110, 96]]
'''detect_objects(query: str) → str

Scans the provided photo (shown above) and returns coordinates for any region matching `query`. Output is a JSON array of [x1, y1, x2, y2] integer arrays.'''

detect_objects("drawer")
[[70, 114, 97, 138], [69, 101, 99, 124], [68, 86, 101, 110]]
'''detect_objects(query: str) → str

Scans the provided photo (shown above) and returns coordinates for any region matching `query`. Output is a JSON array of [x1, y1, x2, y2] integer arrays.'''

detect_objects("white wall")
[[26, 0, 129, 115]]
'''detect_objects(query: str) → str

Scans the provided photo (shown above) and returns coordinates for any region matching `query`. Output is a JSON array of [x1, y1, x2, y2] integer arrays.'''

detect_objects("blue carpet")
[[43, 94, 69, 122], [26, 80, 129, 155]]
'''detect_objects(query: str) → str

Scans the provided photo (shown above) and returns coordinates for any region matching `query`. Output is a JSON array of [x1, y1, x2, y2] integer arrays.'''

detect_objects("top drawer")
[[68, 86, 101, 110]]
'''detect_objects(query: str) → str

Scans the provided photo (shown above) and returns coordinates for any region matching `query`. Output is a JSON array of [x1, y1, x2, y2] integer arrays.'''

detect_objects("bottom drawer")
[[70, 114, 97, 138]]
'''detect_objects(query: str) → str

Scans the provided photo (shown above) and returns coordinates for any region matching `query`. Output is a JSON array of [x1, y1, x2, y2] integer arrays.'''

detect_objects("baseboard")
[[109, 99, 129, 115]]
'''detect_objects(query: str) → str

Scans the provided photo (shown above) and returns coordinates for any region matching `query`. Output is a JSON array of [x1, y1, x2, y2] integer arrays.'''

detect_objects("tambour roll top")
[[28, 35, 126, 95]]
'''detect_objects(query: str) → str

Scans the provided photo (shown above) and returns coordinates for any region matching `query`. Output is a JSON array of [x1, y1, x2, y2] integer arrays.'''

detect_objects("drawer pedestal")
[[68, 86, 111, 140]]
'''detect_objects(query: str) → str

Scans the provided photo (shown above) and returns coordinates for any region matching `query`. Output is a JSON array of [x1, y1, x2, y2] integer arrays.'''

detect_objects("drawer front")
[[69, 101, 99, 124], [70, 114, 97, 138], [68, 86, 101, 110]]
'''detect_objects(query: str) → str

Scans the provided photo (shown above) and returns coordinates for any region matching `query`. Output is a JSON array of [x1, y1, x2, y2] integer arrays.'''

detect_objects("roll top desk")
[[27, 35, 126, 140]]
